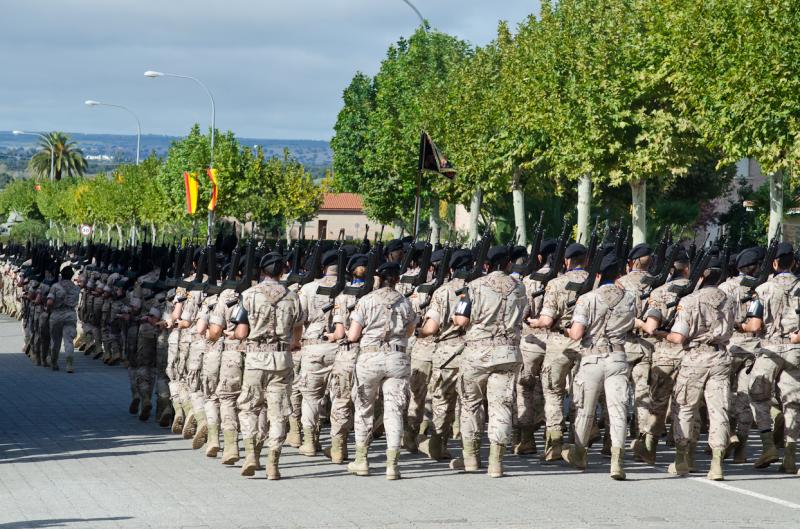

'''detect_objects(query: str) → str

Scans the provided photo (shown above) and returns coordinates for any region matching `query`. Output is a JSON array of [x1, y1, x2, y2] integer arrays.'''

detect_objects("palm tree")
[[28, 132, 88, 181]]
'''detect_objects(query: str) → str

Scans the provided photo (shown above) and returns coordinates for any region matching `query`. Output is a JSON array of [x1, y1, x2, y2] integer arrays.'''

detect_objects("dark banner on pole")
[[418, 131, 456, 179]]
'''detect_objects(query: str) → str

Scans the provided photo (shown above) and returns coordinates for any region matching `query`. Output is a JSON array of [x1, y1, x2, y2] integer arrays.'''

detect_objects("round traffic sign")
[[80, 224, 92, 237]]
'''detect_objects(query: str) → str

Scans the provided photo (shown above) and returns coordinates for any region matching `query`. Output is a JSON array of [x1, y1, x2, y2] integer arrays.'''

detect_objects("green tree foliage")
[[0, 179, 38, 218], [330, 72, 375, 193], [27, 132, 88, 181]]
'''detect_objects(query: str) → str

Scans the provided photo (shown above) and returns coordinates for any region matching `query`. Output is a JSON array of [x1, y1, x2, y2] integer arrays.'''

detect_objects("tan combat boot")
[[139, 399, 152, 422], [267, 448, 281, 480], [773, 410, 785, 449], [298, 428, 318, 457], [542, 429, 563, 463], [66, 357, 74, 373], [285, 417, 302, 447], [385, 449, 401, 480], [561, 444, 587, 470], [181, 402, 196, 439], [347, 444, 370, 476], [686, 440, 697, 472], [324, 434, 346, 464], [419, 431, 444, 460], [191, 410, 208, 449], [254, 439, 264, 471], [707, 448, 725, 481], [610, 446, 626, 480], [128, 397, 140, 415], [753, 431, 780, 469], [221, 430, 240, 465], [668, 444, 690, 476], [780, 442, 797, 474], [170, 401, 185, 434], [205, 424, 220, 457], [733, 431, 749, 464], [157, 398, 172, 428], [514, 428, 537, 456], [635, 433, 657, 465], [240, 438, 257, 477], [488, 442, 506, 478], [403, 425, 419, 453]]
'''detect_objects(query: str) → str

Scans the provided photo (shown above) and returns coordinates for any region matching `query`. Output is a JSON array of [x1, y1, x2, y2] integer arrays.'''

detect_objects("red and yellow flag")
[[183, 171, 199, 214], [207, 168, 219, 212]]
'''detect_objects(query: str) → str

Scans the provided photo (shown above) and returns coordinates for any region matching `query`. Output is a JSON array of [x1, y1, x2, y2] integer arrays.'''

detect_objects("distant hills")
[[0, 131, 332, 178]]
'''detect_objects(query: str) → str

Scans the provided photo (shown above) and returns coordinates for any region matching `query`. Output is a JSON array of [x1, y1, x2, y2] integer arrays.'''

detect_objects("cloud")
[[0, 0, 539, 140]]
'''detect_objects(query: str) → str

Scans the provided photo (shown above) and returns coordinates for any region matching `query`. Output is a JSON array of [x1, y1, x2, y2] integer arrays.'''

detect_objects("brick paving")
[[1, 316, 799, 529]]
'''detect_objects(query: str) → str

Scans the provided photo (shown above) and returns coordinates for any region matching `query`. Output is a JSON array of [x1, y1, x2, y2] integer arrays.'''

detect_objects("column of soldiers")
[[1, 219, 799, 483]]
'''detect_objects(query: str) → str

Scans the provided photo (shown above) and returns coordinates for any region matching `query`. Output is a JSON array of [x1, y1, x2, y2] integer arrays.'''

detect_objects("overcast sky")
[[0, 1, 539, 141]]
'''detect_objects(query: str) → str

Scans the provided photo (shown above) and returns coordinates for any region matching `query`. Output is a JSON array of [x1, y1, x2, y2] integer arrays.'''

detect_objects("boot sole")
[[753, 457, 779, 469], [241, 465, 256, 477], [192, 424, 208, 449], [206, 446, 219, 458], [221, 456, 240, 465], [610, 473, 626, 481]]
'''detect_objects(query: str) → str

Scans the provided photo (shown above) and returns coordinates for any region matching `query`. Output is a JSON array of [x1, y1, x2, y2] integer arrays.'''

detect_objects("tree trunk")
[[116, 224, 123, 244], [151, 222, 157, 243], [430, 197, 441, 245], [285, 222, 293, 244], [468, 187, 483, 244], [630, 179, 647, 245], [577, 174, 592, 244], [768, 169, 783, 242], [512, 167, 526, 246], [106, 224, 112, 244]]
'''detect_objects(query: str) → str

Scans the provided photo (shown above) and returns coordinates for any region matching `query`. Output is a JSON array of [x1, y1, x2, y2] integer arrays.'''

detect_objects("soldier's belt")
[[691, 343, 724, 353], [301, 338, 330, 346], [360, 344, 406, 354], [223, 340, 244, 352], [245, 340, 288, 352], [466, 337, 516, 347], [763, 336, 793, 346]]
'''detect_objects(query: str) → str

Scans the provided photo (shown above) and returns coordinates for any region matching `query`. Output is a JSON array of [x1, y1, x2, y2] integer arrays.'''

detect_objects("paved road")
[[1, 316, 798, 529]]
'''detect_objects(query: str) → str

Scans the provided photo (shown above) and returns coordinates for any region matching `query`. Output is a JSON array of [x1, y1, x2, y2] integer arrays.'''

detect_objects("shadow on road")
[[0, 517, 133, 528]]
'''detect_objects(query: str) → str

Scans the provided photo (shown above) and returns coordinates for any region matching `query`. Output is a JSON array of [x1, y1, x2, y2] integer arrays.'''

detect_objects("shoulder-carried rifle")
[[454, 223, 492, 295], [565, 221, 602, 305], [530, 219, 570, 297], [741, 224, 782, 300], [661, 249, 713, 329], [512, 210, 545, 276]]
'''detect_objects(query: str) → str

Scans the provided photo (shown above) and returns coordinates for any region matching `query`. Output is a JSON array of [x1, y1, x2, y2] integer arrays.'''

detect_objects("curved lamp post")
[[85, 100, 142, 165]]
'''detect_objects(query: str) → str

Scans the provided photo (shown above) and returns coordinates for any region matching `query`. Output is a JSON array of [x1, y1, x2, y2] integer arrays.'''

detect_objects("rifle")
[[649, 226, 671, 275], [319, 247, 347, 318], [454, 223, 492, 295], [237, 239, 256, 293], [741, 224, 782, 301], [530, 220, 570, 298], [417, 239, 453, 306], [717, 230, 734, 285], [342, 240, 381, 299], [512, 210, 545, 276], [642, 243, 680, 298], [358, 224, 370, 253], [287, 240, 322, 287], [565, 221, 602, 306], [662, 249, 713, 329]]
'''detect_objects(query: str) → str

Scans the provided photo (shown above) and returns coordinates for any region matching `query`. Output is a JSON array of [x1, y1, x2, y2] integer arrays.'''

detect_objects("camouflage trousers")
[[517, 336, 546, 430], [328, 344, 358, 437], [36, 314, 50, 365], [79, 322, 97, 352], [102, 331, 122, 364], [353, 347, 410, 450], [573, 353, 629, 449], [627, 335, 655, 436], [749, 344, 800, 443], [459, 358, 518, 446], [672, 350, 731, 450], [49, 310, 77, 366], [134, 333, 158, 408], [429, 341, 462, 438], [289, 351, 302, 420], [237, 367, 293, 449], [406, 356, 433, 434], [729, 355, 754, 436], [155, 332, 170, 404], [184, 339, 207, 415], [542, 335, 581, 433], [201, 339, 223, 427], [298, 342, 338, 430], [165, 330, 182, 404], [216, 341, 244, 433], [641, 348, 682, 437]]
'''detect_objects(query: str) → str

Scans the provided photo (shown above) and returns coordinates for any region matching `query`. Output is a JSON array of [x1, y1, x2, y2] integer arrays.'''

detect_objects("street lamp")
[[13, 130, 54, 181], [145, 69, 217, 244], [85, 100, 142, 165], [401, 0, 426, 27]]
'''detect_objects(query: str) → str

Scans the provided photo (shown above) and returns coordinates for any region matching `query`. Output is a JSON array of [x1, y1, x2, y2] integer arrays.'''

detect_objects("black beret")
[[488, 245, 510, 264], [628, 243, 652, 261], [321, 249, 338, 267], [600, 244, 616, 256], [341, 245, 357, 259], [347, 253, 368, 272], [511, 245, 528, 261], [539, 239, 557, 257], [193, 248, 203, 263], [600, 254, 620, 274], [431, 249, 445, 264], [377, 261, 401, 275], [707, 256, 723, 269], [259, 252, 285, 270], [384, 239, 404, 255], [450, 250, 473, 270], [565, 243, 587, 259], [736, 247, 761, 269], [401, 235, 414, 244], [776, 242, 794, 259]]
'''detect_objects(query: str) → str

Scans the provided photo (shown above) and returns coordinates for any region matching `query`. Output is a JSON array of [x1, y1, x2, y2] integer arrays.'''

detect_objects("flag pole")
[[413, 131, 426, 238]]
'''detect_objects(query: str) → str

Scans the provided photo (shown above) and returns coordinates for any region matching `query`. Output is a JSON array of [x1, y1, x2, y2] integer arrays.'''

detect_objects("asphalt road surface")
[[1, 317, 798, 529]]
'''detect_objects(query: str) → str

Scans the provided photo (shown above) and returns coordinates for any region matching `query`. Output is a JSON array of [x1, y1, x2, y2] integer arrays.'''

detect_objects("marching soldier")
[[47, 263, 80, 373]]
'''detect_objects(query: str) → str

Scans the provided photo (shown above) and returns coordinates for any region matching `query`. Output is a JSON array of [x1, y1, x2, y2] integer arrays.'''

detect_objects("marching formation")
[[1, 219, 799, 483]]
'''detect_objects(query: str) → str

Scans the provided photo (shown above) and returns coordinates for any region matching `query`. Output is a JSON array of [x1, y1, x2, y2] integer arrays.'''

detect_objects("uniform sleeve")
[[208, 300, 227, 327], [179, 295, 197, 322], [670, 302, 691, 337], [331, 294, 348, 326], [298, 285, 311, 325], [350, 298, 367, 327], [539, 283, 559, 319], [572, 294, 590, 326], [424, 288, 447, 324], [644, 288, 666, 322], [47, 285, 59, 302]]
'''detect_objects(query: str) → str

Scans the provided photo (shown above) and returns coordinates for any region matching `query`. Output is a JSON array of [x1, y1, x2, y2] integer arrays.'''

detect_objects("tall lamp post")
[[84, 100, 142, 165], [12, 130, 54, 180], [144, 70, 216, 243]]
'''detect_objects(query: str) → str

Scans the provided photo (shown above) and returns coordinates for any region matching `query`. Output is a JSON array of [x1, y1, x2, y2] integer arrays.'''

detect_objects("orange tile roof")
[[320, 193, 364, 212]]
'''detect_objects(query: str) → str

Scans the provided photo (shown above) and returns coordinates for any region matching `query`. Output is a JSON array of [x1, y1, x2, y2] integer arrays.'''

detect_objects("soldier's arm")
[[346, 300, 366, 343], [528, 284, 557, 328], [666, 303, 690, 344], [739, 288, 764, 333]]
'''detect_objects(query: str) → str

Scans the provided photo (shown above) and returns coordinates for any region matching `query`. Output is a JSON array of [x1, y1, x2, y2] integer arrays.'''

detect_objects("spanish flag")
[[183, 171, 199, 214], [207, 168, 219, 212]]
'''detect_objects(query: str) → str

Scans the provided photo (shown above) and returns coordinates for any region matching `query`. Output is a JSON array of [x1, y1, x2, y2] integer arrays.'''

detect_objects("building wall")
[[291, 211, 371, 241]]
